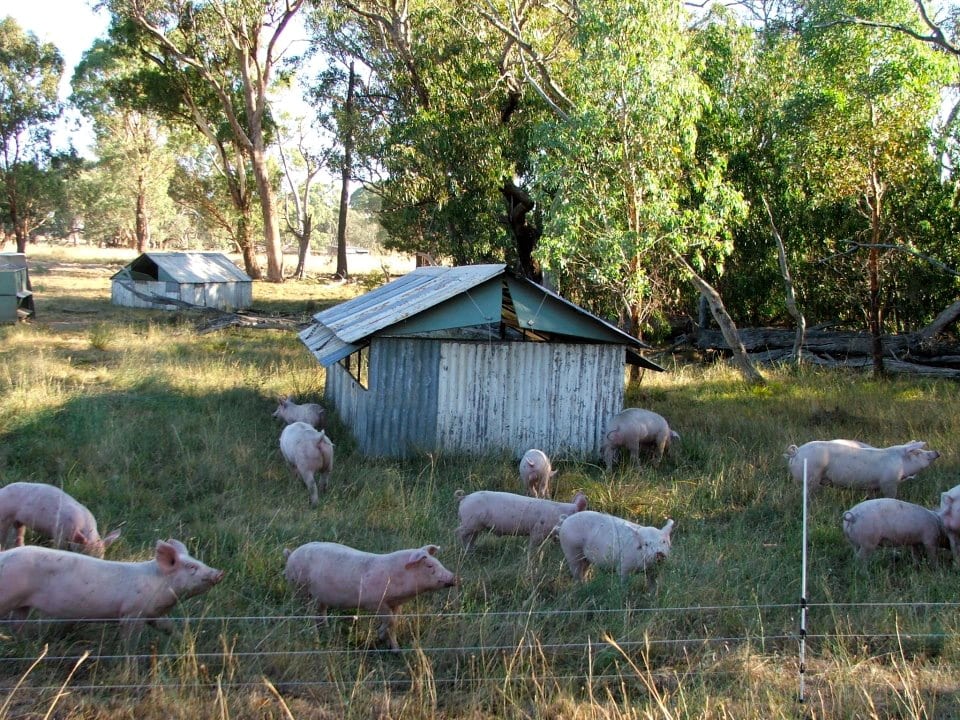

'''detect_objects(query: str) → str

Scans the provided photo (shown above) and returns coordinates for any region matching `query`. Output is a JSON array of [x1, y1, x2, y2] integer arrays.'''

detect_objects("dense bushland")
[[1, 248, 959, 719]]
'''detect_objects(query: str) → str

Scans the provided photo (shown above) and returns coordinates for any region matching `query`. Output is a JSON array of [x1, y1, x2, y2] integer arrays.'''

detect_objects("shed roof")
[[300, 264, 662, 369], [111, 252, 251, 284]]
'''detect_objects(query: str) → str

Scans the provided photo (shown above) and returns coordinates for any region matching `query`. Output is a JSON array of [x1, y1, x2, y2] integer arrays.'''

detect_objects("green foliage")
[[0, 16, 62, 158], [530, 0, 746, 335], [0, 16, 64, 245]]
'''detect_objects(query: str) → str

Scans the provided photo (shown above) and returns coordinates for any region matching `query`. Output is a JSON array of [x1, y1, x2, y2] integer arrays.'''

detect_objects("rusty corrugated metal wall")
[[326, 336, 623, 459]]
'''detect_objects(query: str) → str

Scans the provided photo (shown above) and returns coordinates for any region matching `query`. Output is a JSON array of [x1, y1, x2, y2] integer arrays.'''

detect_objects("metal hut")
[[111, 252, 252, 311], [299, 264, 663, 459], [0, 253, 34, 323]]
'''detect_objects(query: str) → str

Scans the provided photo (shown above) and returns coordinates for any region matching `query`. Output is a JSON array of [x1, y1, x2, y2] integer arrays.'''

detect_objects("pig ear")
[[102, 528, 121, 547], [943, 493, 953, 510], [155, 540, 180, 573], [662, 519, 675, 538], [166, 538, 189, 555], [425, 544, 440, 556], [404, 549, 429, 568]]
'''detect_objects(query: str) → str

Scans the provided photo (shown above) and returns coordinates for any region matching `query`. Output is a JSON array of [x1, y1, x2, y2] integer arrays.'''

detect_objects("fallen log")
[[693, 327, 913, 356], [686, 326, 960, 376]]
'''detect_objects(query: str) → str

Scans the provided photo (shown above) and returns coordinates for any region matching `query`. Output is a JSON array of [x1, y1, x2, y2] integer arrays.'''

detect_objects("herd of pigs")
[[0, 399, 956, 652]]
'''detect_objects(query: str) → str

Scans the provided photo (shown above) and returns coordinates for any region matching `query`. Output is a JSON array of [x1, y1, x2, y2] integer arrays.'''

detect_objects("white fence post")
[[799, 458, 809, 703]]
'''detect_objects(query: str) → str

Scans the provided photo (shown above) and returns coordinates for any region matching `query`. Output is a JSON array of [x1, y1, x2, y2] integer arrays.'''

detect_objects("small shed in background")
[[0, 253, 34, 323], [111, 252, 252, 311], [299, 264, 663, 459]]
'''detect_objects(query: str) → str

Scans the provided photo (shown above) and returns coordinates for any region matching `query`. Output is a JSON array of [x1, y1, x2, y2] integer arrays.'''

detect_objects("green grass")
[[1, 246, 960, 718]]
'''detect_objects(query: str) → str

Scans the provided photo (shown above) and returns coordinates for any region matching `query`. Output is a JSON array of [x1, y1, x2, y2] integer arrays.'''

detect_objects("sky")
[[0, 0, 110, 156]]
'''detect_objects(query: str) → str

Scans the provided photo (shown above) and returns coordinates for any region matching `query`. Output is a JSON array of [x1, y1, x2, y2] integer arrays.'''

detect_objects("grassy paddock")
[[1, 245, 960, 719]]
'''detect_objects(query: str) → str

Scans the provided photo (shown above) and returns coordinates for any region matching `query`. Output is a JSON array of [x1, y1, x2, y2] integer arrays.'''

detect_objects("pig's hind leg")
[[562, 544, 589, 582], [295, 464, 319, 507]]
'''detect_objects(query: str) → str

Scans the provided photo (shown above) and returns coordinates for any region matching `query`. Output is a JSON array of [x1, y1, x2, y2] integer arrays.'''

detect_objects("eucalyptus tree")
[[167, 131, 263, 252], [72, 42, 178, 252], [0, 16, 63, 252], [488, 0, 760, 381], [103, 0, 308, 282], [302, 54, 363, 280], [783, 0, 951, 375], [308, 0, 546, 272], [277, 112, 333, 279]]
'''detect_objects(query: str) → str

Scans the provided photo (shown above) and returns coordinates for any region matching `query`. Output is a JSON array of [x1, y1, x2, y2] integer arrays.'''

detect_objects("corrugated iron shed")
[[300, 264, 665, 459], [0, 253, 34, 323], [110, 252, 252, 311]]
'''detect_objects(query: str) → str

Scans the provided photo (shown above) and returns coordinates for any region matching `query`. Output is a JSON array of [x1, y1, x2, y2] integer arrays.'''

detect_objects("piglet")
[[556, 510, 674, 585], [272, 395, 326, 430], [284, 541, 458, 651], [519, 449, 556, 498], [784, 439, 941, 498], [279, 421, 334, 506], [0, 539, 224, 638], [601, 408, 679, 471], [0, 481, 120, 557], [842, 498, 947, 564], [455, 489, 588, 551]]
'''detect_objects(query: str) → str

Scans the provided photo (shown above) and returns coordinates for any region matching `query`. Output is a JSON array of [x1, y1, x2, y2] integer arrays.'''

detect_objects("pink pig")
[[284, 541, 458, 651], [279, 421, 334, 506], [0, 482, 121, 557], [784, 439, 941, 498], [557, 510, 674, 585], [0, 539, 224, 638], [455, 489, 588, 551], [842, 498, 947, 564], [272, 395, 326, 430], [519, 449, 556, 498], [601, 408, 680, 471], [938, 484, 960, 564]]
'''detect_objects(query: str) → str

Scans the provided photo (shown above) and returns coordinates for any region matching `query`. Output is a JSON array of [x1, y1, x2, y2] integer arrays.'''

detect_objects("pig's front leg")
[[147, 616, 176, 634], [377, 609, 401, 652]]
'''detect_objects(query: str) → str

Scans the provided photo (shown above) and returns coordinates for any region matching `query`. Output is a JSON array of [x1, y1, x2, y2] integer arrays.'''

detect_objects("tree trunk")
[[867, 170, 885, 377], [763, 196, 806, 363], [135, 172, 149, 253], [236, 213, 261, 280], [501, 181, 542, 281], [920, 300, 960, 341], [335, 62, 357, 281], [294, 215, 312, 280], [6, 182, 28, 253], [250, 146, 284, 283], [672, 250, 764, 385]]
